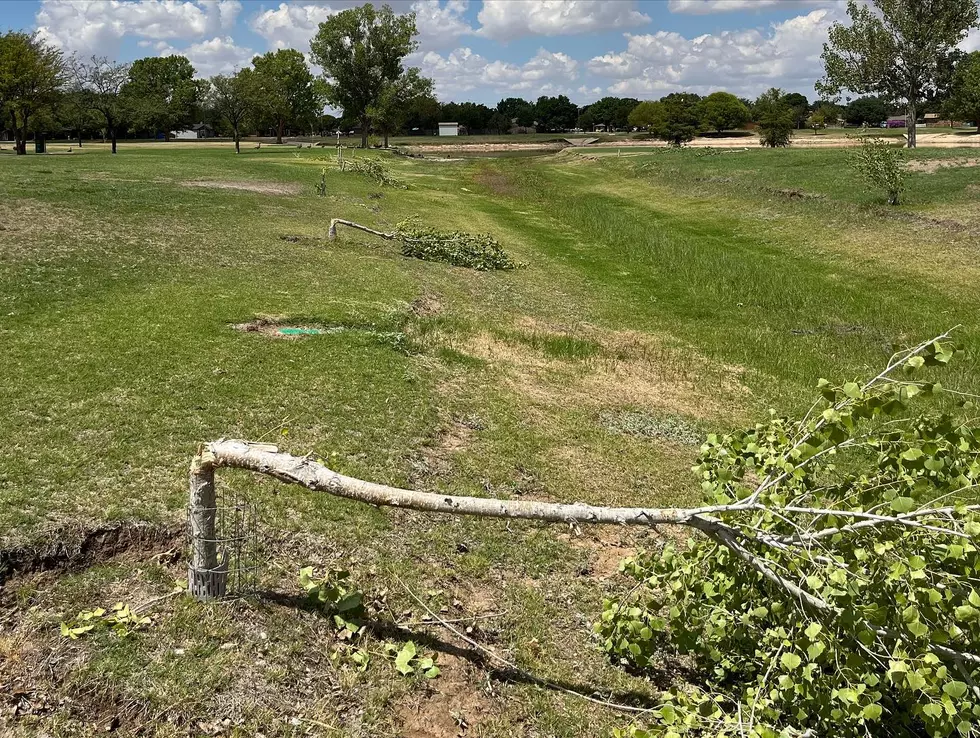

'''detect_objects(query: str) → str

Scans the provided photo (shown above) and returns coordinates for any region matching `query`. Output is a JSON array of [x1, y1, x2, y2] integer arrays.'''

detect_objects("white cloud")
[[667, 0, 838, 14], [962, 27, 980, 53], [35, 0, 242, 56], [412, 0, 474, 50], [419, 46, 579, 99], [589, 8, 841, 99], [477, 0, 650, 41], [249, 2, 338, 51], [156, 35, 253, 76]]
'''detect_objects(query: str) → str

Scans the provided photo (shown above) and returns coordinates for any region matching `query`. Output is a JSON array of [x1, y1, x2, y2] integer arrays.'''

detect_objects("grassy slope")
[[1, 143, 978, 737]]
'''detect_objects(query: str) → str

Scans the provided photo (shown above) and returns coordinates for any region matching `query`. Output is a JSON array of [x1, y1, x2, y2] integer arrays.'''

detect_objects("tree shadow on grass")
[[259, 589, 682, 710]]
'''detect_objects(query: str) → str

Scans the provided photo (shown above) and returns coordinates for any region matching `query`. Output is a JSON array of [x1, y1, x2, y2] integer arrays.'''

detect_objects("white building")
[[438, 122, 459, 137], [172, 123, 215, 140]]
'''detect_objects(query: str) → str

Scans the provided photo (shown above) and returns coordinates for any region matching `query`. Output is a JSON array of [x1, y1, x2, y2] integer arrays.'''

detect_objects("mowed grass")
[[1, 141, 979, 736]]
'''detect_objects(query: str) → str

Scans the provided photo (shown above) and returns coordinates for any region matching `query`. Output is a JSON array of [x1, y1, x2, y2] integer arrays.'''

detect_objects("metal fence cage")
[[186, 480, 259, 600]]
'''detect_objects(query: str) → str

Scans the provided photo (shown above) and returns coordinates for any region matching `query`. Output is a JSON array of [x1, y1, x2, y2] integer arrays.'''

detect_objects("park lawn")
[[1, 142, 979, 736]]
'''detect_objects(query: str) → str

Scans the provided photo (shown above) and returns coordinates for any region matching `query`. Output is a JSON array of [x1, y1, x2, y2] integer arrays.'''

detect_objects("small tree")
[[71, 56, 130, 154], [696, 91, 750, 133], [366, 67, 433, 147], [943, 51, 980, 132], [754, 88, 794, 147], [310, 3, 418, 149], [206, 69, 256, 154], [780, 91, 809, 129], [851, 136, 906, 205], [819, 0, 979, 148]]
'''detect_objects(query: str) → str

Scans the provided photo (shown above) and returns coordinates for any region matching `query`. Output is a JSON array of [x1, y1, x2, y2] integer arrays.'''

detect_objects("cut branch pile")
[[328, 216, 519, 271]]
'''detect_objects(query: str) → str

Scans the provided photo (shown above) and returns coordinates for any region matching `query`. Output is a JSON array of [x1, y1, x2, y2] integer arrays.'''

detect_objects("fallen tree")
[[327, 216, 519, 271], [189, 332, 980, 737]]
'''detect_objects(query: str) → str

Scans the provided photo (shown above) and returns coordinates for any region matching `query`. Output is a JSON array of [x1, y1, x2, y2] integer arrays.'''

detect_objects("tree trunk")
[[110, 128, 117, 155], [384, 132, 389, 149], [276, 119, 284, 145], [907, 101, 917, 148], [234, 130, 240, 154], [77, 130, 83, 148], [360, 117, 369, 149]]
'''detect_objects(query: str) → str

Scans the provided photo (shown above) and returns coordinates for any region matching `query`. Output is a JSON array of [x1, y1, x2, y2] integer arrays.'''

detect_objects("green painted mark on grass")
[[277, 327, 327, 336]]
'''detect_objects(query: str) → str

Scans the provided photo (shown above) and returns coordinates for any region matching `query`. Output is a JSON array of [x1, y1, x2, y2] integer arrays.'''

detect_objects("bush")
[[345, 156, 405, 188], [851, 137, 906, 205], [597, 337, 980, 737], [394, 217, 518, 271]]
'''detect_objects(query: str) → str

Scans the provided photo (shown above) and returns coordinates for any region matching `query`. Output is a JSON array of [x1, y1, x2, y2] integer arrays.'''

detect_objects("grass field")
[[2, 141, 979, 736]]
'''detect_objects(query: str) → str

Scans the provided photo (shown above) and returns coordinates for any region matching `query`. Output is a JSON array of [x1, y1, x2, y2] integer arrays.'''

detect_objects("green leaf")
[[944, 681, 968, 699], [780, 652, 802, 670], [423, 666, 441, 679], [890, 497, 916, 513], [842, 382, 862, 399], [955, 605, 979, 622], [804, 622, 822, 640], [394, 642, 417, 675], [862, 704, 882, 720]]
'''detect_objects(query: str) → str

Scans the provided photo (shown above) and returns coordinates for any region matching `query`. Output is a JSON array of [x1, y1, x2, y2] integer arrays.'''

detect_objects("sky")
[[4, 0, 980, 106]]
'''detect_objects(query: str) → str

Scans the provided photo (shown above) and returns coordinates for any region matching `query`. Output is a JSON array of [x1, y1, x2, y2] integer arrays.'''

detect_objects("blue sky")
[[5, 1, 980, 106]]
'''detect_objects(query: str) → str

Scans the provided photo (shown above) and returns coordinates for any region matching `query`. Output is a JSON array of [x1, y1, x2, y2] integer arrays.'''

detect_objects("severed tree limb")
[[327, 218, 394, 241]]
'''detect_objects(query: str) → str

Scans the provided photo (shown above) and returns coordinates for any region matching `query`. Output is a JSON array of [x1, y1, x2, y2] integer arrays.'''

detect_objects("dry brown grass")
[[181, 180, 303, 195]]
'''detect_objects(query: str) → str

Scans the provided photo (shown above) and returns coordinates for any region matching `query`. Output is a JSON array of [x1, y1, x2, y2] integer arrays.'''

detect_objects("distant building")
[[172, 123, 215, 140], [438, 122, 459, 137]]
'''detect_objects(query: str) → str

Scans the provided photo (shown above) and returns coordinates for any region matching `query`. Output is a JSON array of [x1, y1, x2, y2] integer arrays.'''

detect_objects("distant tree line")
[[2, 0, 978, 154]]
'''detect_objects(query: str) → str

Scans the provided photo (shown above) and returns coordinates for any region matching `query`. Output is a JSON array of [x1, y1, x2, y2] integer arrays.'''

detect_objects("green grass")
[[2, 142, 979, 736]]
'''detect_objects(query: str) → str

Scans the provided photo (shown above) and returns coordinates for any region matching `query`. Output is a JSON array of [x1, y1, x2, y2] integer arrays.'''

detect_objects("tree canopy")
[[819, 0, 979, 147], [205, 69, 256, 153], [534, 94, 577, 133], [633, 93, 702, 145], [70, 56, 129, 153], [310, 2, 418, 148], [755, 87, 795, 147], [251, 49, 323, 144], [844, 96, 890, 127], [696, 91, 750, 133], [497, 97, 535, 129], [123, 55, 198, 140], [0, 31, 64, 154], [366, 67, 433, 147], [943, 51, 980, 130]]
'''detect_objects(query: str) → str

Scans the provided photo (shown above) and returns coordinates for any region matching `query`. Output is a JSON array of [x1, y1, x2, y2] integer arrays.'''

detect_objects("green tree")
[[487, 111, 510, 135], [123, 55, 198, 140], [588, 96, 639, 130], [0, 31, 64, 155], [577, 106, 595, 131], [807, 102, 841, 129], [206, 69, 257, 154], [844, 96, 890, 127], [251, 49, 322, 144], [70, 56, 130, 154], [943, 51, 980, 131], [780, 91, 809, 129], [851, 136, 906, 204], [755, 87, 794, 147], [496, 96, 535, 131], [56, 87, 99, 147], [819, 0, 979, 147], [636, 93, 701, 146], [366, 67, 433, 147], [534, 95, 577, 133], [696, 91, 750, 133], [403, 93, 440, 134], [309, 3, 417, 148]]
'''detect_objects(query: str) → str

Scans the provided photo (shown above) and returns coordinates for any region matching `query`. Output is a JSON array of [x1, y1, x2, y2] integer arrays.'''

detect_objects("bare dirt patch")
[[410, 417, 480, 483], [181, 179, 302, 195], [410, 292, 443, 317], [397, 653, 492, 738], [905, 157, 980, 174]]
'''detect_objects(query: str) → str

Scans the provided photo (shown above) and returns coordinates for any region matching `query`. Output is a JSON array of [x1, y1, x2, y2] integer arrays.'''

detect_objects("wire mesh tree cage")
[[186, 474, 259, 600]]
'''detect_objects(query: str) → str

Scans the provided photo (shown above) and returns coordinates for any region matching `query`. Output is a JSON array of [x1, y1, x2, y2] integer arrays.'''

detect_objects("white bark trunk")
[[328, 219, 395, 241], [201, 439, 714, 528]]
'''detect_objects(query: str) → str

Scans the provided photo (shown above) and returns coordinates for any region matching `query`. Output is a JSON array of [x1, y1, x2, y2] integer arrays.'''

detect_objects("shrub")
[[851, 137, 906, 205], [597, 337, 980, 737], [345, 156, 405, 188]]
